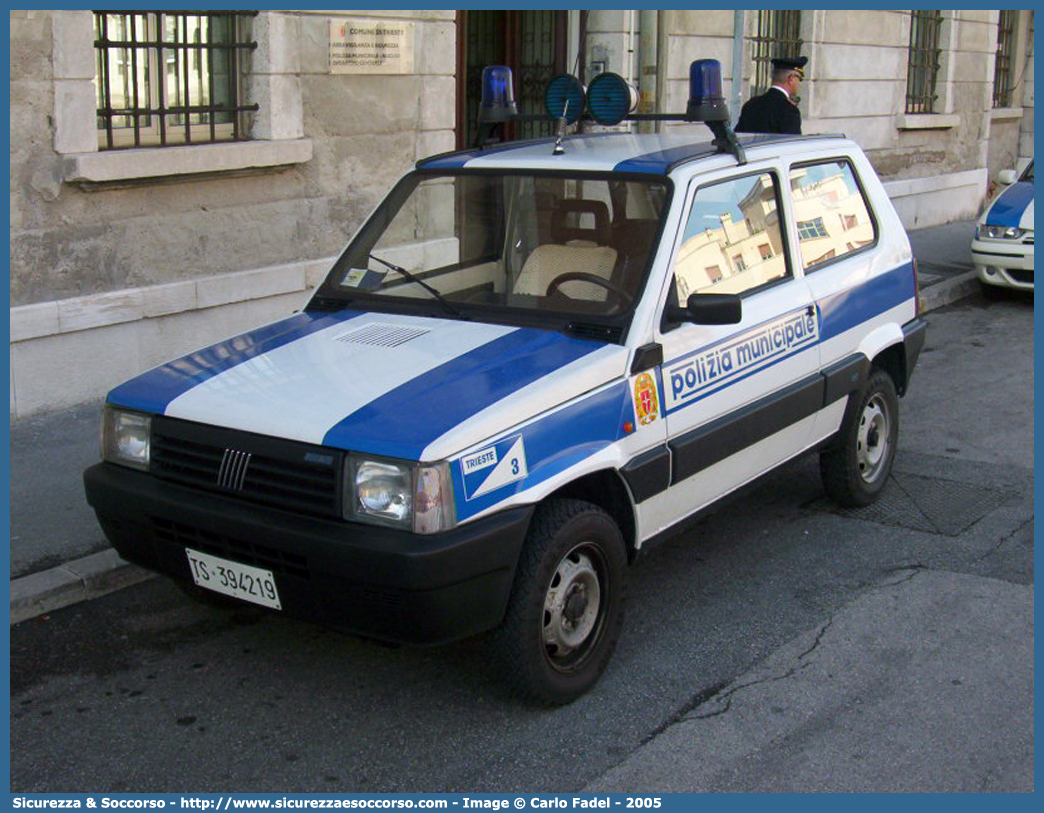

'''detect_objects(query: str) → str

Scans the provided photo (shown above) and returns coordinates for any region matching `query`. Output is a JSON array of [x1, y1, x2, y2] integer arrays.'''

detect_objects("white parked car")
[[84, 62, 926, 704], [973, 160, 1034, 292]]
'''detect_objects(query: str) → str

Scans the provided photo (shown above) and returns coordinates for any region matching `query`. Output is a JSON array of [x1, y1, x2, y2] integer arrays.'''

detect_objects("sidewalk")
[[8, 220, 982, 623]]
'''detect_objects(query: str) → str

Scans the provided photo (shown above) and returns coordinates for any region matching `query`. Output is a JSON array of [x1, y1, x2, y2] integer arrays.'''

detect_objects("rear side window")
[[672, 171, 790, 299], [788, 160, 877, 271]]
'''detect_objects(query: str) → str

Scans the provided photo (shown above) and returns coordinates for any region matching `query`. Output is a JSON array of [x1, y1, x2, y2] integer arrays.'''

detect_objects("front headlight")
[[102, 406, 151, 470], [978, 224, 1026, 240], [346, 456, 455, 534]]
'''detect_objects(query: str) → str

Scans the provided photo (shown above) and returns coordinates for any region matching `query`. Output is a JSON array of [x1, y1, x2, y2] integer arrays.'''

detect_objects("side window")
[[672, 172, 789, 300], [789, 160, 877, 271]]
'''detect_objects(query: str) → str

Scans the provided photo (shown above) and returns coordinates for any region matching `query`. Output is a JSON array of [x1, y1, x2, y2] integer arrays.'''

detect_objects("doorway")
[[455, 11, 575, 149]]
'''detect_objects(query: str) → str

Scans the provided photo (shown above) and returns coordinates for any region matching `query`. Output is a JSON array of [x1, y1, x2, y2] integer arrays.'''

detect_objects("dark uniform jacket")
[[735, 87, 801, 135]]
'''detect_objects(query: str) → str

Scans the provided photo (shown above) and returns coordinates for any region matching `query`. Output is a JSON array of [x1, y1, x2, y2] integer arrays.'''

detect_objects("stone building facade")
[[8, 9, 1035, 418]]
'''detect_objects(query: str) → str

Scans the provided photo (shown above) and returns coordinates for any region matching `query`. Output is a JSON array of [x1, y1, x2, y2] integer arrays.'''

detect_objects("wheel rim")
[[542, 542, 607, 672], [856, 394, 891, 483]]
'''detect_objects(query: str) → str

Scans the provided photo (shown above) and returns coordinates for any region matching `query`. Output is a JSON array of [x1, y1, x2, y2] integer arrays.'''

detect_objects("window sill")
[[62, 138, 313, 188], [990, 107, 1024, 122], [895, 113, 960, 131]]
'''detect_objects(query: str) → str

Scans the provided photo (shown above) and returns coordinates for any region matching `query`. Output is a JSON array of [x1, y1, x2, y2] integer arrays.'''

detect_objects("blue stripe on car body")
[[322, 328, 607, 459], [658, 262, 915, 416], [986, 182, 1034, 228], [418, 139, 557, 170], [106, 310, 364, 415], [817, 262, 916, 342], [452, 380, 633, 522]]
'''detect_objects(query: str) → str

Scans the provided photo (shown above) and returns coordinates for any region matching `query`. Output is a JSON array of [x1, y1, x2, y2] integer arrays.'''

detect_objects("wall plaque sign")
[[329, 18, 415, 74]]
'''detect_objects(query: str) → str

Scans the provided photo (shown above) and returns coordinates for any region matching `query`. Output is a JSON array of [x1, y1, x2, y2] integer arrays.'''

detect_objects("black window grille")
[[751, 10, 803, 96], [993, 10, 1017, 108], [94, 10, 259, 150], [906, 10, 943, 114]]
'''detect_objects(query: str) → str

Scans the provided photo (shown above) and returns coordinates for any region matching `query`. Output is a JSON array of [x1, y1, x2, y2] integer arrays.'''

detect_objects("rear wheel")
[[820, 369, 899, 507], [491, 499, 627, 705]]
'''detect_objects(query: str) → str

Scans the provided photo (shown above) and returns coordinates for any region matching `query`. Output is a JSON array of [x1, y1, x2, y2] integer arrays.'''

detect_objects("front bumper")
[[971, 237, 1034, 290], [84, 463, 533, 645]]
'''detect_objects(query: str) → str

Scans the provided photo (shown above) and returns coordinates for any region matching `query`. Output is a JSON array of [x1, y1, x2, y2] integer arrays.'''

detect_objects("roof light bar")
[[686, 59, 729, 123], [478, 65, 518, 124], [587, 72, 639, 126], [545, 74, 585, 125]]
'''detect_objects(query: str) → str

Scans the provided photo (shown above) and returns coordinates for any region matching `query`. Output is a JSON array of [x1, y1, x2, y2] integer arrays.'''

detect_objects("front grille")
[[1010, 269, 1034, 284], [151, 516, 309, 579], [151, 416, 344, 518]]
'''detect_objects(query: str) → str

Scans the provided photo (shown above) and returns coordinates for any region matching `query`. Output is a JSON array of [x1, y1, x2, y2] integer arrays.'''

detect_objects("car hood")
[[107, 310, 629, 461], [982, 180, 1034, 230]]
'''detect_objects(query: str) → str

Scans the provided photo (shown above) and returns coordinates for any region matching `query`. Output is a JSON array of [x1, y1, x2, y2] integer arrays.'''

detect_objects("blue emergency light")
[[686, 59, 729, 122], [478, 65, 518, 124], [586, 72, 639, 126], [544, 74, 585, 125]]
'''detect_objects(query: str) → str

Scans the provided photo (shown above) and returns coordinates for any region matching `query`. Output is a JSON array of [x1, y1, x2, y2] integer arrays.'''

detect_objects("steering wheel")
[[545, 272, 633, 309]]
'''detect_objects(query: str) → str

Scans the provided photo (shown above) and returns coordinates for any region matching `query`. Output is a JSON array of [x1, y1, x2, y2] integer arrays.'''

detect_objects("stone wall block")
[[667, 37, 733, 81], [10, 302, 60, 343], [816, 80, 900, 119], [419, 76, 457, 130], [415, 20, 456, 76], [669, 11, 736, 38], [53, 80, 98, 154], [253, 11, 301, 75], [297, 13, 334, 75], [11, 10, 56, 82], [58, 289, 144, 333], [196, 264, 305, 310], [821, 10, 903, 46], [11, 323, 144, 417], [250, 74, 305, 141], [812, 44, 905, 82], [415, 130, 455, 162], [585, 10, 628, 33], [52, 10, 95, 80], [143, 280, 198, 319]]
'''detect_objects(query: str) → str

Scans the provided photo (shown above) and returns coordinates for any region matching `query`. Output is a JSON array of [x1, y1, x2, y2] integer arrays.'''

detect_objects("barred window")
[[93, 10, 258, 149], [993, 10, 1017, 108], [751, 10, 803, 96], [906, 10, 943, 114]]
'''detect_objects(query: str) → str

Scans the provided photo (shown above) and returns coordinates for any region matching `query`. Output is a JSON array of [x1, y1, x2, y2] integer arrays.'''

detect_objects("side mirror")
[[997, 169, 1018, 186], [665, 292, 742, 325]]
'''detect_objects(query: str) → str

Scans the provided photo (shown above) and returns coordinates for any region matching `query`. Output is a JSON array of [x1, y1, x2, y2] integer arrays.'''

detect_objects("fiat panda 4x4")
[[85, 62, 926, 704]]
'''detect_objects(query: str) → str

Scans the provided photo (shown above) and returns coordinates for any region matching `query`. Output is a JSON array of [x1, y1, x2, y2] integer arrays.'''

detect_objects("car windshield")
[[1020, 161, 1033, 182], [315, 171, 668, 326]]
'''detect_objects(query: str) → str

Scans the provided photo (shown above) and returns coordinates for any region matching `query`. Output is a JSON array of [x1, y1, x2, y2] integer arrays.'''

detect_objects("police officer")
[[735, 56, 807, 135]]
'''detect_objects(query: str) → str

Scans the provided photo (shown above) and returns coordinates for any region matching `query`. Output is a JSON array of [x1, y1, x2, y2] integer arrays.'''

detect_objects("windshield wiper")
[[369, 254, 461, 317]]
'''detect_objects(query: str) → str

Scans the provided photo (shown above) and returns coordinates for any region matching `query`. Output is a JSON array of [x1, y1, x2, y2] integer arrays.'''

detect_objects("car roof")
[[417, 130, 850, 176]]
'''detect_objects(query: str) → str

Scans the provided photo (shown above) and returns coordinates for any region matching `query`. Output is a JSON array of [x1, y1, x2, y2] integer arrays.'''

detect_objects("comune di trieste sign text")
[[329, 18, 415, 74]]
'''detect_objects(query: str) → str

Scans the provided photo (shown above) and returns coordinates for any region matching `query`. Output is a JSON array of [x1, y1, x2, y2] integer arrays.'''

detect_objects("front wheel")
[[820, 369, 899, 507], [491, 499, 627, 705]]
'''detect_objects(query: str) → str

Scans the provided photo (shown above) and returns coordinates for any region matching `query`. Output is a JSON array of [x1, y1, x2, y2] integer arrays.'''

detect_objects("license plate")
[[185, 548, 282, 610]]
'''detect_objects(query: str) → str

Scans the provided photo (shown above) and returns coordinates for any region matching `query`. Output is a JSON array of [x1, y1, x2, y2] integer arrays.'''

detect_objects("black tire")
[[491, 498, 628, 705], [820, 369, 899, 507]]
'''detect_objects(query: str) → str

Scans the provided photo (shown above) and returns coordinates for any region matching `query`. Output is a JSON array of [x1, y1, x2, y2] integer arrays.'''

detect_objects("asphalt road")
[[10, 292, 1034, 793]]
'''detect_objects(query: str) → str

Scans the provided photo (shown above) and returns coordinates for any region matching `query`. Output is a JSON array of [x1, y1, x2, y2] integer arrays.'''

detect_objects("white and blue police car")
[[84, 62, 926, 704], [973, 160, 1034, 292]]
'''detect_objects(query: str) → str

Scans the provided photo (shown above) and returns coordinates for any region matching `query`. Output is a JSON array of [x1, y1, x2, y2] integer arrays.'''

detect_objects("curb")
[[7, 272, 985, 626], [918, 269, 980, 313], [10, 548, 153, 625]]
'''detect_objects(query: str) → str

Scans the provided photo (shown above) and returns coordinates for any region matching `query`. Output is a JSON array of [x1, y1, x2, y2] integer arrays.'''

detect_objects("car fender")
[[856, 322, 905, 366]]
